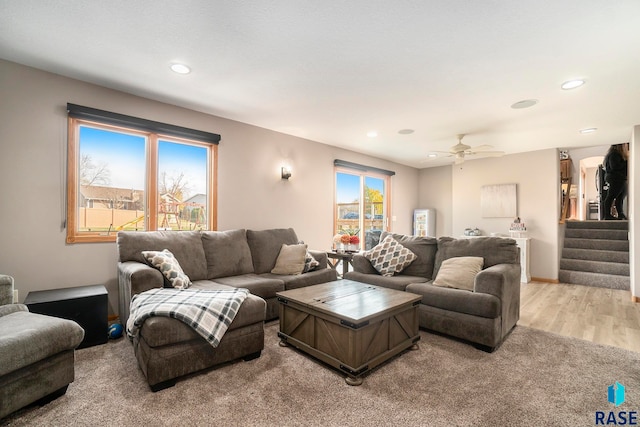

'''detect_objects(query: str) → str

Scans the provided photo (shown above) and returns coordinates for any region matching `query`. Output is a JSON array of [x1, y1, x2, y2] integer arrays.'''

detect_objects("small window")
[[66, 105, 219, 243]]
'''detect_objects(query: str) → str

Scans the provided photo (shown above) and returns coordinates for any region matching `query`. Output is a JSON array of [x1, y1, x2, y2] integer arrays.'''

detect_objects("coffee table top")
[[276, 279, 420, 323]]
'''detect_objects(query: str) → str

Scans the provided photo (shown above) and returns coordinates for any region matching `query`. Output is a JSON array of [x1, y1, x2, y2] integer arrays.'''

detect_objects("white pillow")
[[271, 243, 307, 275], [432, 256, 484, 291]]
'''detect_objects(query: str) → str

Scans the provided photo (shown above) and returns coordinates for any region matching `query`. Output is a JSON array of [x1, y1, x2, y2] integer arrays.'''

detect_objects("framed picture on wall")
[[481, 183, 517, 218]]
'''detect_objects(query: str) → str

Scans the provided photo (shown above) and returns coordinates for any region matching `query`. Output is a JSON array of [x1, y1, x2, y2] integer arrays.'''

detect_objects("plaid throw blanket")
[[126, 287, 250, 348]]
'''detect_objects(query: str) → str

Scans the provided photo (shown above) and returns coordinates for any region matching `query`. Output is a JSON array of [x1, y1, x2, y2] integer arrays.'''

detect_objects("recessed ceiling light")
[[170, 63, 191, 74], [580, 127, 598, 134], [398, 129, 414, 135], [561, 79, 585, 90], [366, 131, 378, 138], [427, 153, 437, 158], [511, 99, 538, 109]]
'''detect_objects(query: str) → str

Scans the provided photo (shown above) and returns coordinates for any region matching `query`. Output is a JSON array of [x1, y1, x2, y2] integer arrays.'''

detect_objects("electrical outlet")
[[13, 289, 19, 303]]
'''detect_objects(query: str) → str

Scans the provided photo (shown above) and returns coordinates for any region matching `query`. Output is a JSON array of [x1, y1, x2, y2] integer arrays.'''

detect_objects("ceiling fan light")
[[561, 79, 585, 90]]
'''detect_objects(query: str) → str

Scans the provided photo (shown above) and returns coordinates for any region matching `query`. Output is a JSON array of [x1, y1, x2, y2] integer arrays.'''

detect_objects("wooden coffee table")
[[276, 279, 421, 385]]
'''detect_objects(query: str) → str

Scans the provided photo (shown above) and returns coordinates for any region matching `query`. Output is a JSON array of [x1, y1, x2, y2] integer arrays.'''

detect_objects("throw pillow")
[[271, 243, 307, 275], [364, 235, 417, 277], [141, 249, 192, 289], [302, 251, 320, 273], [432, 256, 484, 291]]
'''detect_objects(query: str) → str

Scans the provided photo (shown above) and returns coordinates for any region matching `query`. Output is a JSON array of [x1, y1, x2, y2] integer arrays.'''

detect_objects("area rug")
[[2, 322, 639, 426]]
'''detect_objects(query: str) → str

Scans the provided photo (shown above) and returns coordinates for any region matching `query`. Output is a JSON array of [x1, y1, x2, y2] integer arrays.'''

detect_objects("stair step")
[[559, 259, 629, 276], [565, 220, 628, 230], [563, 238, 629, 252], [564, 228, 628, 240], [558, 270, 630, 290], [562, 248, 629, 263]]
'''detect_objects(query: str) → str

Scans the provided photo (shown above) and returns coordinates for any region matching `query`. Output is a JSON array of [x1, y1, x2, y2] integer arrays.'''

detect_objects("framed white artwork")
[[481, 184, 517, 218]]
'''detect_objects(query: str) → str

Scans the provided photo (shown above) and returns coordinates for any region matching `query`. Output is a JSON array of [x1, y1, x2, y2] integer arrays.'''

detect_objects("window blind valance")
[[67, 103, 221, 144], [334, 159, 395, 176]]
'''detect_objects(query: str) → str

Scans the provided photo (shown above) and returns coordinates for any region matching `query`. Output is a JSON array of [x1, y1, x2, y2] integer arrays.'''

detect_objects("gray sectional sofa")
[[117, 227, 337, 390], [345, 232, 521, 351]]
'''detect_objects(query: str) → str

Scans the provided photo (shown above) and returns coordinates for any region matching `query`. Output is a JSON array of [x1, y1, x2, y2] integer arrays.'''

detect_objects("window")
[[334, 160, 393, 250], [66, 104, 219, 243]]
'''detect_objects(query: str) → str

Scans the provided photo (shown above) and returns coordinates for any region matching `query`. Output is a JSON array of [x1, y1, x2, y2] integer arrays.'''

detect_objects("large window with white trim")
[[66, 104, 219, 243]]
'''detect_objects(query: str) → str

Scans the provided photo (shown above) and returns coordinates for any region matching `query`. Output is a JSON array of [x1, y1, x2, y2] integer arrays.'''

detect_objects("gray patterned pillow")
[[141, 249, 192, 289], [303, 251, 320, 273], [364, 235, 417, 277]]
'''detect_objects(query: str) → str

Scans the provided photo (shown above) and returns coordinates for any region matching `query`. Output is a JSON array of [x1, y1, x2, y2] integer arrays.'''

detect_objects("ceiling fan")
[[423, 134, 505, 165]]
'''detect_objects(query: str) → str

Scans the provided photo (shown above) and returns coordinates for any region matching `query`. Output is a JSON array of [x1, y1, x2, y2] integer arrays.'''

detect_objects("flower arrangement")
[[333, 229, 360, 251]]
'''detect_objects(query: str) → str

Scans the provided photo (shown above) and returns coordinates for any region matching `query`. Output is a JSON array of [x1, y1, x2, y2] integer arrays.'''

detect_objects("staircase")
[[559, 220, 629, 290]]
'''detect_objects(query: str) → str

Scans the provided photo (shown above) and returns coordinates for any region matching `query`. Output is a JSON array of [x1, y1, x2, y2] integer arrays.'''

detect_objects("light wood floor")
[[519, 281, 640, 353]]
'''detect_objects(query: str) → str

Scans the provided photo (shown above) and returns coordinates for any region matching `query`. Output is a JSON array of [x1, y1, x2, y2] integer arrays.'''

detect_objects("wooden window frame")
[[333, 165, 392, 250], [66, 117, 218, 243]]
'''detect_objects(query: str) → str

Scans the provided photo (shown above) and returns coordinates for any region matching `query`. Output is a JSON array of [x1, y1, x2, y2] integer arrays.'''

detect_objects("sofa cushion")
[[380, 232, 438, 279], [271, 243, 307, 275], [142, 249, 192, 289], [364, 235, 417, 277], [343, 271, 429, 291], [432, 256, 484, 291], [261, 267, 338, 290], [139, 282, 266, 347], [405, 282, 500, 319], [0, 311, 85, 376], [433, 237, 519, 277], [212, 274, 285, 300], [246, 228, 299, 274], [117, 231, 208, 281], [201, 229, 254, 279]]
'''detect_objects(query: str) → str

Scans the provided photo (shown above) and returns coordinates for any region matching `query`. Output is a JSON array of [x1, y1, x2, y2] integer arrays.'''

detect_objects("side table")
[[24, 284, 108, 348], [326, 251, 356, 278]]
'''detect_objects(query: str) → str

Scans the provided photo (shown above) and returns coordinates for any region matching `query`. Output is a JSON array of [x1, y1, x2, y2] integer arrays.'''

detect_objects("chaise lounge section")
[[117, 228, 337, 390]]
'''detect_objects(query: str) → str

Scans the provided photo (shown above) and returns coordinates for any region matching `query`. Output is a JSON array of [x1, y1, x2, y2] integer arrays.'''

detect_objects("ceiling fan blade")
[[466, 144, 493, 152], [470, 150, 504, 157]]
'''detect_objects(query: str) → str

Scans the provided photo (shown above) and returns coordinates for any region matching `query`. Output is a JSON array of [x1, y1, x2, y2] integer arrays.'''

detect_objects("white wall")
[[450, 149, 560, 280], [0, 60, 419, 313], [417, 165, 452, 237]]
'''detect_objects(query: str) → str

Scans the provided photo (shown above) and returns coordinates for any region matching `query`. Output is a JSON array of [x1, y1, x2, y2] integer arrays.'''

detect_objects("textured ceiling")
[[2, 1, 639, 168]]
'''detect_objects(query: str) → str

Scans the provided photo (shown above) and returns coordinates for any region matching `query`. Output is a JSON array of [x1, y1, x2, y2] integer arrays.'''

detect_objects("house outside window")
[[66, 104, 219, 243]]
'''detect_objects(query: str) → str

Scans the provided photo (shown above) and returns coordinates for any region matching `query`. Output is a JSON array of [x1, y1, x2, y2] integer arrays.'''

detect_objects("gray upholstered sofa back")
[[117, 231, 208, 281], [433, 236, 519, 277], [246, 228, 299, 274], [380, 232, 438, 279]]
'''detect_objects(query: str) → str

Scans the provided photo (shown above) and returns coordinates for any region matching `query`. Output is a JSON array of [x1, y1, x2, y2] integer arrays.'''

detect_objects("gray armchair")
[[0, 275, 85, 420]]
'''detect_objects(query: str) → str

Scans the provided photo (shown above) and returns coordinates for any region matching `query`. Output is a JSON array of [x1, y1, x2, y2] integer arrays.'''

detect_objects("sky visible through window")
[[80, 126, 207, 198], [336, 172, 384, 203]]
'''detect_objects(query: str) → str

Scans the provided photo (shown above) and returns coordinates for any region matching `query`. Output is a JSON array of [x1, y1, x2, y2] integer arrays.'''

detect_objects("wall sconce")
[[281, 166, 292, 180]]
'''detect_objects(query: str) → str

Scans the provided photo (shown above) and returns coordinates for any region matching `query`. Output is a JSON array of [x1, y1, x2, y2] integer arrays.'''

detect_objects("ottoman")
[[131, 289, 266, 391], [0, 304, 85, 419]]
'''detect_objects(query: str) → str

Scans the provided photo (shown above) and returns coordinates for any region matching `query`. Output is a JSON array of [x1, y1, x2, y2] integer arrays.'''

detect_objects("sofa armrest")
[[0, 274, 14, 305], [351, 254, 379, 275], [308, 250, 328, 268], [474, 263, 521, 336], [474, 263, 521, 299], [118, 261, 164, 325], [0, 303, 28, 317]]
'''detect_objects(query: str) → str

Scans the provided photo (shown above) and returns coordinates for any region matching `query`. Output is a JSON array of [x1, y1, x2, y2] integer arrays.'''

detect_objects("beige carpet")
[[3, 321, 639, 427]]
